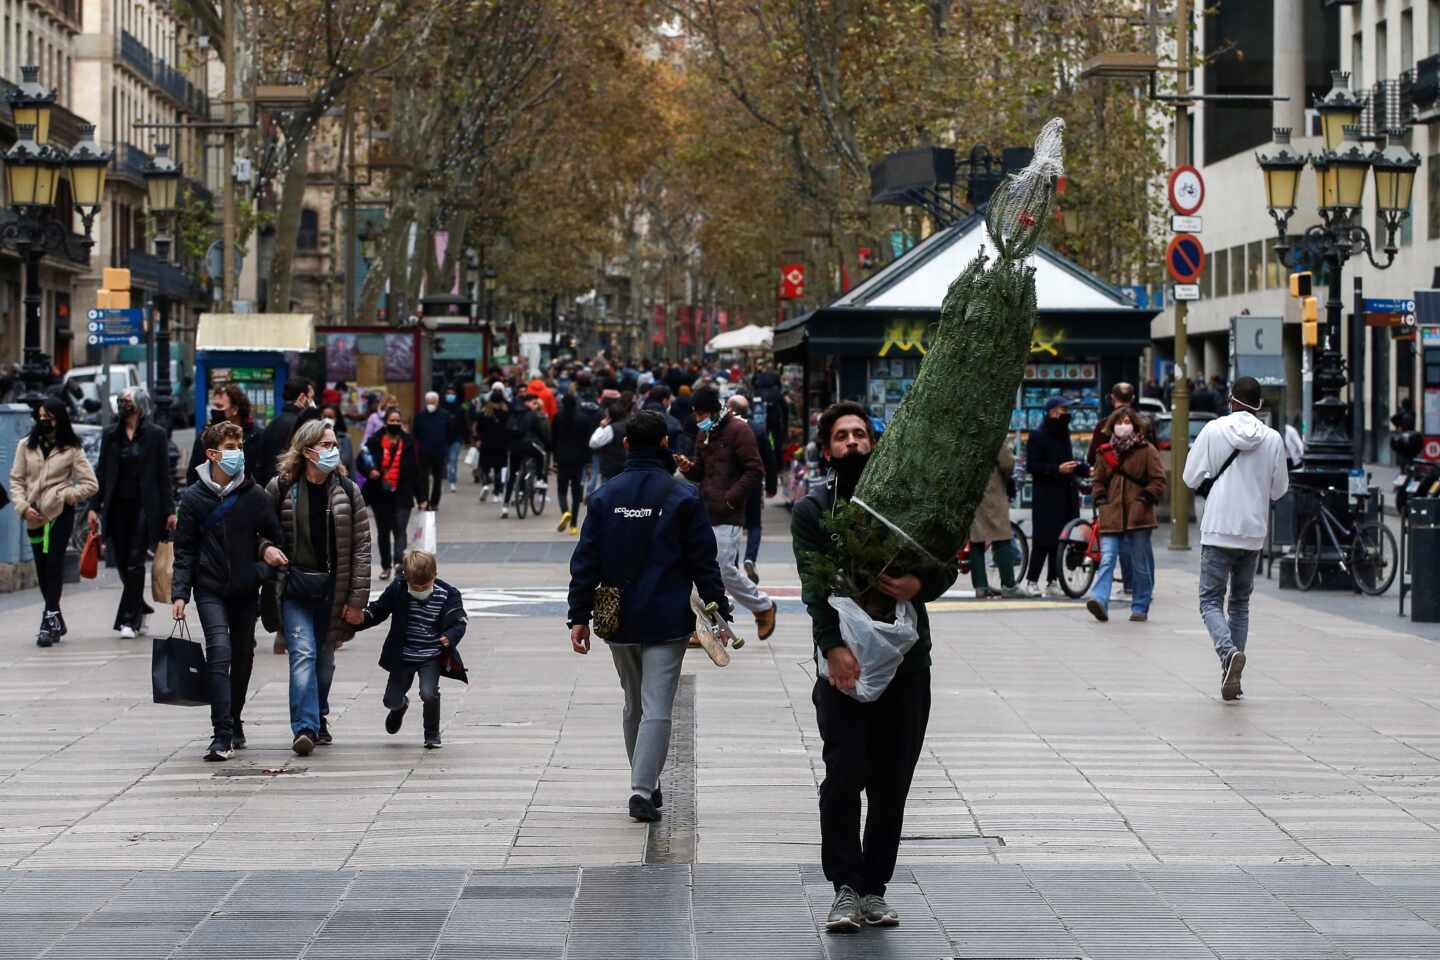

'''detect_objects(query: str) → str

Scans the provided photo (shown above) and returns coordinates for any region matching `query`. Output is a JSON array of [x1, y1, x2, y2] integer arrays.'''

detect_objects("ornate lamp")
[[1371, 127, 1421, 245], [66, 125, 111, 235], [1315, 70, 1365, 152], [143, 143, 182, 214], [5, 124, 62, 208], [8, 65, 55, 146], [1330, 125, 1371, 211]]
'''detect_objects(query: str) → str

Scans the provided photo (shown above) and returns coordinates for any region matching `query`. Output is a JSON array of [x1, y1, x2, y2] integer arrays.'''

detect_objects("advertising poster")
[[326, 334, 358, 380], [383, 333, 414, 380]]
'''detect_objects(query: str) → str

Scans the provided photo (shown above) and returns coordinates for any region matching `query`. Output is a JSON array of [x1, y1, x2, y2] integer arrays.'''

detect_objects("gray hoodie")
[[1182, 411, 1289, 550]]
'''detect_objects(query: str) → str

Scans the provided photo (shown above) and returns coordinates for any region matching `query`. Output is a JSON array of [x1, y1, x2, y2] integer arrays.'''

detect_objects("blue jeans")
[[445, 441, 462, 484], [1088, 529, 1155, 614], [1199, 545, 1258, 669], [282, 596, 335, 737], [586, 454, 601, 495]]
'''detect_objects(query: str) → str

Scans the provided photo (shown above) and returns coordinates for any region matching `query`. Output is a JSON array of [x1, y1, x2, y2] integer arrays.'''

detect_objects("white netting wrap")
[[985, 117, 1066, 262]]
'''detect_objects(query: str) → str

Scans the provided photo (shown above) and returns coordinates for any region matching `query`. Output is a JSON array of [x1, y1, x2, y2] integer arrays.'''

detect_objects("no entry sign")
[[1166, 233, 1205, 284]]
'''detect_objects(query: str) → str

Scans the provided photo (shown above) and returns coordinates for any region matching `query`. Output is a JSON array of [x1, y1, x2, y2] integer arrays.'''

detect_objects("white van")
[[62, 364, 142, 423]]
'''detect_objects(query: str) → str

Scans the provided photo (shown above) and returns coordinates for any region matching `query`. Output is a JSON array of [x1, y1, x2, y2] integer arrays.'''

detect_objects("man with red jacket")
[[675, 386, 777, 640]]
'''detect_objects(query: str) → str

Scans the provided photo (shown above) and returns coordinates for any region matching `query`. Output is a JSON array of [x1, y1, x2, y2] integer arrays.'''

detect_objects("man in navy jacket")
[[567, 410, 730, 823]]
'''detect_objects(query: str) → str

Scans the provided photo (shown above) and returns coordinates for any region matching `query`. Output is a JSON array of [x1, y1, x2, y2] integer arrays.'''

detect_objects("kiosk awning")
[[197, 314, 316, 353]]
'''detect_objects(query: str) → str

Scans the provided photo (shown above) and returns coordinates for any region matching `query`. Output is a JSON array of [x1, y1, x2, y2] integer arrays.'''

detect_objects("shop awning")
[[197, 313, 315, 352]]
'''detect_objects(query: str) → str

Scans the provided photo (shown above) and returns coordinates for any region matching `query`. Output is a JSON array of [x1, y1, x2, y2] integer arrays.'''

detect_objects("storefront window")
[[1230, 244, 1246, 296], [1246, 241, 1262, 292], [1213, 248, 1229, 297]]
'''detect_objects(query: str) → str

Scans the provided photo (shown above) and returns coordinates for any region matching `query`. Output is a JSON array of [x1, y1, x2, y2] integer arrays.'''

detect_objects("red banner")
[[780, 263, 805, 299], [718, 309, 729, 332]]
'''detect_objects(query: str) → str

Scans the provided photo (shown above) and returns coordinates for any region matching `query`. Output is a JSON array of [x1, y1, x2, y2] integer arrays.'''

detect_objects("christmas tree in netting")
[[821, 118, 1065, 604]]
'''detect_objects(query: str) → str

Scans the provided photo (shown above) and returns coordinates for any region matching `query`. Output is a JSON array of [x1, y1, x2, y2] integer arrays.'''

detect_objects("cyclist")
[[501, 392, 548, 518], [1182, 376, 1288, 701]]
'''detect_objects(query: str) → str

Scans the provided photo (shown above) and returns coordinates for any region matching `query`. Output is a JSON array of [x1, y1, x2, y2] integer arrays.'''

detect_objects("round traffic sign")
[[1168, 165, 1205, 215], [1166, 233, 1206, 283]]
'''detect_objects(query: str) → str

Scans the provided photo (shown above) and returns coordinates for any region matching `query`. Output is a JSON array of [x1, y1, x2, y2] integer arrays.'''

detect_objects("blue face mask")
[[444, 394, 456, 404], [216, 448, 245, 478], [697, 417, 715, 433], [314, 447, 341, 473]]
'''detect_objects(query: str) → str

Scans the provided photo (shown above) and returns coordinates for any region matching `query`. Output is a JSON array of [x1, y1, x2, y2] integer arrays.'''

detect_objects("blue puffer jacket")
[[567, 448, 730, 644]]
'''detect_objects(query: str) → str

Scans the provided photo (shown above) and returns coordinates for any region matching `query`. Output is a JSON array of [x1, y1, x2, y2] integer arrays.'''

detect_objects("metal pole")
[[1169, 0, 1192, 550], [19, 242, 47, 400], [1351, 274, 1364, 468], [221, 0, 236, 305], [153, 237, 173, 434]]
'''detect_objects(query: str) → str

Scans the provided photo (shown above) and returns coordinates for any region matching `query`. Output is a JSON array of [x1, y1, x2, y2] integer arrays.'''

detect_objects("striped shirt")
[[401, 581, 457, 662]]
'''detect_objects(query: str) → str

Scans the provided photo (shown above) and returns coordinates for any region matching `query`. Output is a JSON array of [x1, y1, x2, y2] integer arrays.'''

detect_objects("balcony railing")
[[118, 31, 153, 81], [126, 250, 210, 302], [117, 142, 150, 181], [1361, 75, 1417, 136]]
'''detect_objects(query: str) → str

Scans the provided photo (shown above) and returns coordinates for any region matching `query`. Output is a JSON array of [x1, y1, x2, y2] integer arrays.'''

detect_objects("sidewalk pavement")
[[5, 470, 1440, 955]]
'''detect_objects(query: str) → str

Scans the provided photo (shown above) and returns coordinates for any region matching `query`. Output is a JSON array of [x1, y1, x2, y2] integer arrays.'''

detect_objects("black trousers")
[[419, 452, 446, 507], [384, 657, 442, 736], [557, 464, 584, 522], [107, 501, 154, 630], [371, 493, 412, 571], [812, 667, 931, 897], [482, 463, 504, 491], [1024, 535, 1061, 584], [194, 589, 259, 740], [29, 505, 74, 613], [503, 449, 542, 504]]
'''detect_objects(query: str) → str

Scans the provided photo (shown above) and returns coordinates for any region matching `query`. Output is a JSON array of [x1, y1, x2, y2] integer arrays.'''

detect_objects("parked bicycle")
[[957, 521, 1031, 591], [1293, 487, 1397, 595]]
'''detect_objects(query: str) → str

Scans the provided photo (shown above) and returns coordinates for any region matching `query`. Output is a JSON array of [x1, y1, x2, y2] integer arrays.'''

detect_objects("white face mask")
[[1112, 422, 1135, 440], [425, 403, 438, 413]]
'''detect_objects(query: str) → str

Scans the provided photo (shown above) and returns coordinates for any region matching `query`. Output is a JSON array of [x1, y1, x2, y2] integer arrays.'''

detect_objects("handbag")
[[152, 619, 210, 706], [79, 530, 100, 579], [591, 475, 673, 640], [284, 480, 333, 602], [1196, 448, 1242, 499], [151, 540, 174, 603]]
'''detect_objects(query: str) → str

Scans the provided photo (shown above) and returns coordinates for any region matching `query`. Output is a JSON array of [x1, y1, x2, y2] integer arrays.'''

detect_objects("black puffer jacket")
[[171, 474, 283, 602]]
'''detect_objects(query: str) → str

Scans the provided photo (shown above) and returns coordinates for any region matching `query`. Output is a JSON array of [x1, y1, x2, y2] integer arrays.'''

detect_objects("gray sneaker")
[[860, 893, 900, 927], [825, 885, 863, 933]]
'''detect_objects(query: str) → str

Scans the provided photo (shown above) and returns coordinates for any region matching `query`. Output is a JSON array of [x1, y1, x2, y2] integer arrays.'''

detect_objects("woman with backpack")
[[1084, 406, 1167, 623], [265, 419, 373, 755], [171, 421, 287, 760]]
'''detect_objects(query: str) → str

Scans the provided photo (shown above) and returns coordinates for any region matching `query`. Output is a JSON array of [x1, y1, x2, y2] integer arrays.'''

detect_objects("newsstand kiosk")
[[193, 313, 316, 430]]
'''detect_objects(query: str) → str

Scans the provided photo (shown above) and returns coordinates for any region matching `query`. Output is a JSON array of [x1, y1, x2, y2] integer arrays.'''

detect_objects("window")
[[298, 209, 320, 250], [1377, 22, 1388, 81], [1199, 261, 1212, 299], [1247, 241, 1262, 292], [1214, 248, 1229, 297], [1230, 244, 1246, 295], [1403, 10, 1414, 69]]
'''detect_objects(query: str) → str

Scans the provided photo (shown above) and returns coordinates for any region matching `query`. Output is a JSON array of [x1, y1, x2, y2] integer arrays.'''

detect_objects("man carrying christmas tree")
[[791, 400, 957, 934], [674, 386, 778, 640]]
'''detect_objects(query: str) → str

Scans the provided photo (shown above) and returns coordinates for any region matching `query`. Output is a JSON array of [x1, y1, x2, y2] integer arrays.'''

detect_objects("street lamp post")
[[143, 143, 182, 434], [5, 66, 108, 404], [1257, 71, 1420, 489]]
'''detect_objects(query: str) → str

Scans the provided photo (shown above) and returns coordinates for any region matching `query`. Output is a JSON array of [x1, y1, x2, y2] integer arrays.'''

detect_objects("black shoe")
[[1086, 598, 1108, 622], [424, 732, 442, 749], [653, 786, 663, 808], [204, 737, 234, 762], [1221, 651, 1246, 701], [36, 629, 53, 647], [54, 611, 67, 636], [317, 719, 332, 745], [292, 730, 316, 756], [628, 794, 661, 822], [385, 701, 408, 735], [231, 721, 247, 751]]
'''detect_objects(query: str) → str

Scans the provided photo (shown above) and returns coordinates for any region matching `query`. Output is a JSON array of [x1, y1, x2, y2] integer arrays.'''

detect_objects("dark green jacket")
[[790, 474, 957, 677]]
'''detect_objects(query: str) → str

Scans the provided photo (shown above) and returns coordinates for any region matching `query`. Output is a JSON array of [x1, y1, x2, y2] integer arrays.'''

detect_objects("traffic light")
[[1301, 295, 1319, 347], [1289, 271, 1312, 298]]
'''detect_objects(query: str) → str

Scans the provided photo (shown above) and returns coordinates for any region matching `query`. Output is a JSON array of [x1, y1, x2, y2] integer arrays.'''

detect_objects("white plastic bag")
[[817, 597, 919, 702], [406, 510, 437, 553], [463, 446, 480, 468]]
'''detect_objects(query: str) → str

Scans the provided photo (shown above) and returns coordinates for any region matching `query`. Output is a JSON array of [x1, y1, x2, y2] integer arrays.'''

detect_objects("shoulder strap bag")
[[1196, 447, 1242, 499], [592, 475, 675, 640], [284, 481, 333, 602]]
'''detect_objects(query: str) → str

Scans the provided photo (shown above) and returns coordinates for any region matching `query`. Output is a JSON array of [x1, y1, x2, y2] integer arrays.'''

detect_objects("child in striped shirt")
[[358, 550, 468, 748]]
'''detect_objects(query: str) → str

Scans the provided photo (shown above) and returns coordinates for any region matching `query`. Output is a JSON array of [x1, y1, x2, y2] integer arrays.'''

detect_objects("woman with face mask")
[[1022, 395, 1090, 597], [320, 406, 356, 478], [170, 421, 288, 759], [364, 407, 424, 579], [265, 419, 372, 756], [87, 388, 175, 638], [1084, 407, 1167, 623], [9, 396, 98, 646]]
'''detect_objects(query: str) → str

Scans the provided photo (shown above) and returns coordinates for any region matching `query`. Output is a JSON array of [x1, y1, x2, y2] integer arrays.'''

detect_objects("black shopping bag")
[[152, 620, 210, 706]]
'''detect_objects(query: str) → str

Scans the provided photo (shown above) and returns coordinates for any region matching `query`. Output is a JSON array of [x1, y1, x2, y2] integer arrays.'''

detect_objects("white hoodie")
[[1182, 411, 1289, 551]]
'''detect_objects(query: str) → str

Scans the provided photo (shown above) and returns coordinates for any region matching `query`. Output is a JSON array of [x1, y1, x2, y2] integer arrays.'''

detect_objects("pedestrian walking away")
[[1023, 395, 1089, 597], [88, 388, 175, 637], [254, 377, 320, 487], [440, 386, 472, 493], [8, 397, 98, 646], [363, 407, 426, 580], [567, 410, 731, 823], [728, 393, 775, 585], [1182, 376, 1289, 701], [790, 401, 957, 933], [357, 549, 468, 749], [265, 419, 373, 755], [475, 387, 510, 501], [553, 390, 600, 535], [411, 391, 451, 509], [969, 438, 1021, 598], [1084, 406, 1166, 623], [675, 386, 777, 640], [170, 421, 288, 760], [587, 397, 631, 490]]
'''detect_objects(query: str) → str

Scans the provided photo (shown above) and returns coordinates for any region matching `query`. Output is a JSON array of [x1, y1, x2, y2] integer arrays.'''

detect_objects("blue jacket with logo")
[[567, 448, 730, 644]]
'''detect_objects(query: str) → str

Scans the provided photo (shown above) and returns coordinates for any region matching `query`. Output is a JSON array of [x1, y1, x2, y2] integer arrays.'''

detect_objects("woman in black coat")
[[364, 407, 425, 579], [474, 389, 510, 502], [87, 388, 175, 635], [1023, 397, 1089, 596]]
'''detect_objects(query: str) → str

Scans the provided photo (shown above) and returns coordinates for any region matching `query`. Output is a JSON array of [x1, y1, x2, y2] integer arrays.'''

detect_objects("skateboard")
[[691, 596, 745, 667]]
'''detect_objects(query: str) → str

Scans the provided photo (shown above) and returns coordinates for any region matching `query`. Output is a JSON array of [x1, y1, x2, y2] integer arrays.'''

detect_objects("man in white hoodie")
[[1182, 376, 1289, 701]]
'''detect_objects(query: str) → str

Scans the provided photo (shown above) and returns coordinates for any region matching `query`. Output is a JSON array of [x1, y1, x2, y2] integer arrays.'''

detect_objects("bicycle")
[[512, 444, 549, 519], [958, 522, 1030, 593], [1057, 507, 1101, 599], [1293, 487, 1398, 595]]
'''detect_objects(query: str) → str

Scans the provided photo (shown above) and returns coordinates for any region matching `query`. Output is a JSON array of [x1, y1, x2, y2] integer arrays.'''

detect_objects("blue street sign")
[[1363, 297, 1416, 315], [86, 307, 145, 346]]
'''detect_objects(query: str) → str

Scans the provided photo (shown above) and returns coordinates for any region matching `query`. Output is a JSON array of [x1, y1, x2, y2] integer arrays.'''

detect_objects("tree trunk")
[[266, 140, 311, 313]]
